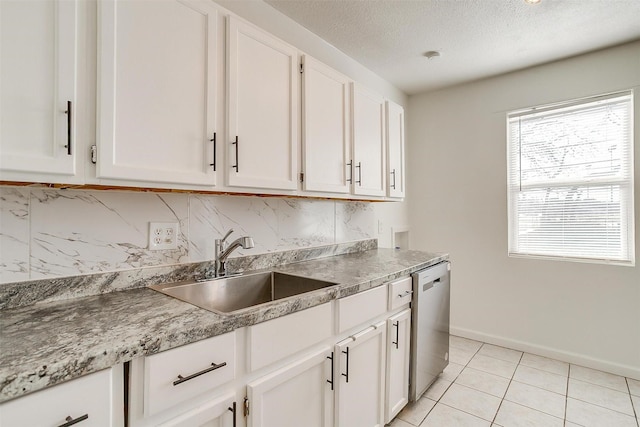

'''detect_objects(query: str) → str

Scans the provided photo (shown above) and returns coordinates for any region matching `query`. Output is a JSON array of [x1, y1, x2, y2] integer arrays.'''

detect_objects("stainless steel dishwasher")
[[409, 261, 451, 401]]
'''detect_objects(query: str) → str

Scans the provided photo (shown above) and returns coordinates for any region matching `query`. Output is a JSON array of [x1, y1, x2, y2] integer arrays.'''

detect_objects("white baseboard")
[[450, 326, 640, 381]]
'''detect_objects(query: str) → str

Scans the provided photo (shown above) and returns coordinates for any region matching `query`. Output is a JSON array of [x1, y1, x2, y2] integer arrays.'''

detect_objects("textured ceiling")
[[265, 0, 640, 94]]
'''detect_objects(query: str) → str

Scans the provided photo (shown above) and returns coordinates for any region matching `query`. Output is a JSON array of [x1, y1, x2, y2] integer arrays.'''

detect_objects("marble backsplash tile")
[[29, 190, 189, 279], [335, 201, 376, 241], [0, 187, 376, 284], [0, 187, 30, 283]]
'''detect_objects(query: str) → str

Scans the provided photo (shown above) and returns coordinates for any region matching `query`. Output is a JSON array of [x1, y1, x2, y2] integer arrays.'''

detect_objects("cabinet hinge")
[[243, 397, 250, 417], [299, 172, 304, 183], [300, 63, 304, 74], [90, 145, 97, 164]]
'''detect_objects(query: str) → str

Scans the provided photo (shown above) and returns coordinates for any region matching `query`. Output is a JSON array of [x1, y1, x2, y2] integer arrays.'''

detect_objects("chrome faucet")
[[214, 229, 254, 277]]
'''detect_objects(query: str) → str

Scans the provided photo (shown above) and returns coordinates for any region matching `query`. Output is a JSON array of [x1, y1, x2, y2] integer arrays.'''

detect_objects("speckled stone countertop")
[[0, 248, 447, 403]]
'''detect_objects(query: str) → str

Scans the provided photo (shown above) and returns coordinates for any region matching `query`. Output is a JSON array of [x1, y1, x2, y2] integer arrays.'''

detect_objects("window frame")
[[506, 91, 635, 266]]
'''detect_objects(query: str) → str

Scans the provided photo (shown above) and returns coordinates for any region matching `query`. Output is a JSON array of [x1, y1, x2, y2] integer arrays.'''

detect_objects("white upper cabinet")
[[301, 55, 351, 194], [351, 84, 386, 197], [386, 101, 405, 198], [226, 16, 299, 191], [97, 0, 219, 186], [0, 0, 80, 182]]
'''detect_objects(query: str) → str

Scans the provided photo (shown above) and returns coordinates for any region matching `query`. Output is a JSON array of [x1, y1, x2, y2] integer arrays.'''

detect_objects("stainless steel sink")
[[150, 271, 337, 314]]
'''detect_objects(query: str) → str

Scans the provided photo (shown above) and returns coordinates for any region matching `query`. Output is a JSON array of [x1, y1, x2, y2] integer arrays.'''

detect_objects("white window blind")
[[507, 92, 635, 264]]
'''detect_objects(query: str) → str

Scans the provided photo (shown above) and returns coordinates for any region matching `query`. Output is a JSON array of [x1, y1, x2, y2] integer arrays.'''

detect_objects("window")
[[507, 91, 635, 265]]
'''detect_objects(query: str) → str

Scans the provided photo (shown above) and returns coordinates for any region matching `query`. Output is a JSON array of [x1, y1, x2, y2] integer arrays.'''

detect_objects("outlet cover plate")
[[149, 222, 179, 250]]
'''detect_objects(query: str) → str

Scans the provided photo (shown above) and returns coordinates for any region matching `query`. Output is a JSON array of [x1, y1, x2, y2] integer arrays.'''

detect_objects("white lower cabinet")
[[385, 309, 411, 423], [0, 366, 124, 427], [126, 279, 413, 427], [247, 347, 334, 427], [334, 322, 386, 427]]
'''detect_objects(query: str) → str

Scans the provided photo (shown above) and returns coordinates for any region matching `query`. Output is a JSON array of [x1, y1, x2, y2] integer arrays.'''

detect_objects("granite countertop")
[[0, 248, 447, 403]]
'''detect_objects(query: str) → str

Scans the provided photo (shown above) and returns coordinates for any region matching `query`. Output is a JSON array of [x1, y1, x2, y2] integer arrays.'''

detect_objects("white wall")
[[408, 41, 640, 378]]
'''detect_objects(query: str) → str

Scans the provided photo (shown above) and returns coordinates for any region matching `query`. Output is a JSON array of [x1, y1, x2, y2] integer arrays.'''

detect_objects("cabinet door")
[[97, 0, 219, 186], [227, 16, 298, 191], [0, 367, 123, 427], [351, 84, 386, 197], [0, 0, 79, 181], [158, 393, 236, 427], [386, 101, 405, 198], [301, 55, 351, 194], [385, 309, 411, 423], [335, 322, 386, 427], [247, 347, 334, 427]]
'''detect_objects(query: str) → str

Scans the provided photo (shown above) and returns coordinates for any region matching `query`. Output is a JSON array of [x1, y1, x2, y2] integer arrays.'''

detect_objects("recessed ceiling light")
[[524, 0, 541, 4], [423, 51, 441, 60]]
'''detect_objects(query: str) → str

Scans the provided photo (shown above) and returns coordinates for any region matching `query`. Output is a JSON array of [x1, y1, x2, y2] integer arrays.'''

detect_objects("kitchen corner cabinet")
[[0, 366, 124, 427], [0, 0, 81, 183], [226, 16, 299, 191], [386, 101, 405, 199], [301, 55, 352, 194], [335, 322, 386, 427], [351, 84, 386, 197], [247, 347, 334, 427], [385, 308, 411, 423], [96, 0, 219, 186]]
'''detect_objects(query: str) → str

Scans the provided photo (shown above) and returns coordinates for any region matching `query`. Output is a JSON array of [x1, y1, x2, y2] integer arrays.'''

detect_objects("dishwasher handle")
[[422, 278, 444, 292]]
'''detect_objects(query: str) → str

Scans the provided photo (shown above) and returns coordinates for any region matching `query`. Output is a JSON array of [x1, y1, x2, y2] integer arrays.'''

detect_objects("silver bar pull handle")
[[392, 321, 400, 349], [341, 347, 350, 383], [327, 352, 334, 390], [58, 414, 88, 427], [209, 132, 216, 171], [173, 362, 227, 386], [398, 290, 413, 298], [65, 101, 72, 155], [228, 402, 237, 427], [232, 136, 239, 172]]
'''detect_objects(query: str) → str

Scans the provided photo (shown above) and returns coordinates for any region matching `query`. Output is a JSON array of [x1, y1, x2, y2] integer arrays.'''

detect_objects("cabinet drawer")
[[157, 392, 235, 427], [388, 277, 412, 310], [144, 332, 235, 417], [0, 367, 120, 427], [248, 302, 332, 371], [336, 285, 388, 333]]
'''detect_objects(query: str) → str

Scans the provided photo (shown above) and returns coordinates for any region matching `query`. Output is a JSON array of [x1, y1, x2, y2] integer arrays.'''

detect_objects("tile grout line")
[[490, 350, 524, 425], [564, 364, 570, 426], [566, 391, 638, 418], [624, 377, 640, 427]]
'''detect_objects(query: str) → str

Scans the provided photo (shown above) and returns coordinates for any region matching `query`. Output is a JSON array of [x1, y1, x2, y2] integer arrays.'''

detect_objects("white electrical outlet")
[[149, 222, 179, 250]]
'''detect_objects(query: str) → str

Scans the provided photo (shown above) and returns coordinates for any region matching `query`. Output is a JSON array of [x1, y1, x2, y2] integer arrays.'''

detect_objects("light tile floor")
[[390, 336, 640, 427]]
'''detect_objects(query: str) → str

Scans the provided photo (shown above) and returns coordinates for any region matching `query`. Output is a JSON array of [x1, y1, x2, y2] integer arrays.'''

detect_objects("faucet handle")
[[220, 228, 234, 243]]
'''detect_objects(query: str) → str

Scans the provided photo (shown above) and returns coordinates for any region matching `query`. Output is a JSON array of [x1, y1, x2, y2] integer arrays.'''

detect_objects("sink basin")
[[150, 271, 337, 314]]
